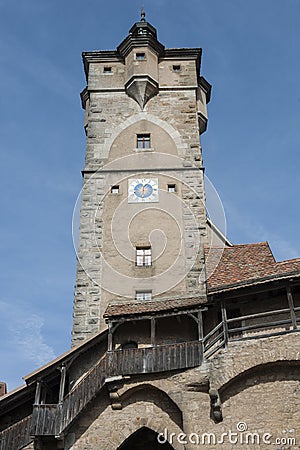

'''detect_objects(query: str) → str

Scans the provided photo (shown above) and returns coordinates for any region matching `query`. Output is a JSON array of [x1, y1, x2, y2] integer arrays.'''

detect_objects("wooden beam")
[[108, 323, 113, 352], [58, 364, 67, 403], [34, 380, 42, 405], [151, 318, 156, 347], [197, 310, 205, 362], [221, 302, 229, 347], [105, 307, 208, 324], [287, 286, 298, 329], [197, 310, 204, 341]]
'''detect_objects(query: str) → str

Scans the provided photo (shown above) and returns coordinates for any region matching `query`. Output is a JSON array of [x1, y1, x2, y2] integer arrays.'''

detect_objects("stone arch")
[[102, 111, 187, 159], [109, 424, 185, 450], [219, 360, 300, 402], [116, 426, 175, 450], [119, 383, 183, 429], [209, 333, 300, 391]]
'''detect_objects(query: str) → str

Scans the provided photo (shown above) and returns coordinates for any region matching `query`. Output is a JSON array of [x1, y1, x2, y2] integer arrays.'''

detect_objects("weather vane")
[[141, 6, 146, 22]]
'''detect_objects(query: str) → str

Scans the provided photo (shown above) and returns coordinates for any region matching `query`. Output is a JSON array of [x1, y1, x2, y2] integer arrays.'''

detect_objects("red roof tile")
[[206, 242, 300, 293], [104, 295, 207, 319]]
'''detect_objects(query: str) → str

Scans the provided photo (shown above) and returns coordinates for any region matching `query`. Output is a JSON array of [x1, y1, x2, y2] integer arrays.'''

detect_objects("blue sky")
[[0, 0, 299, 391]]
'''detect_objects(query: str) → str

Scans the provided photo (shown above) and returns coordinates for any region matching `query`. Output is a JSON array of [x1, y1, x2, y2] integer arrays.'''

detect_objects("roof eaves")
[[23, 329, 108, 385], [208, 270, 300, 295]]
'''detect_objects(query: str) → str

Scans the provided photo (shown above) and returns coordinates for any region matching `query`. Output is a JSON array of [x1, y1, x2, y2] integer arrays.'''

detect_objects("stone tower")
[[72, 16, 212, 344]]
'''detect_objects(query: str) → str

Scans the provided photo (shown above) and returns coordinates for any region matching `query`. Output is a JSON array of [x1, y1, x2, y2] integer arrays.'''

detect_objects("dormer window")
[[136, 52, 146, 61], [137, 134, 151, 149]]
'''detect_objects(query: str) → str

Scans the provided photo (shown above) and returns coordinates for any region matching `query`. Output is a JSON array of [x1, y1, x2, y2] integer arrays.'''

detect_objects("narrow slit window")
[[167, 184, 176, 193], [136, 290, 152, 301], [136, 52, 146, 60], [137, 134, 151, 149], [136, 246, 152, 267], [103, 66, 112, 74], [111, 185, 119, 194]]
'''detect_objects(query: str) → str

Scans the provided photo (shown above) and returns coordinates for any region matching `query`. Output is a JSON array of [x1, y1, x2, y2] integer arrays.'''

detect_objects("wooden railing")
[[203, 321, 226, 359], [31, 340, 202, 437], [0, 415, 32, 450], [107, 341, 203, 377], [227, 307, 300, 338], [30, 340, 202, 437], [203, 306, 300, 359], [31, 353, 108, 436]]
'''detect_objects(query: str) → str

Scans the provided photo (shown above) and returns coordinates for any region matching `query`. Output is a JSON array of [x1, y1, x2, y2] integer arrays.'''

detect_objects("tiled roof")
[[206, 242, 300, 293], [104, 295, 207, 320]]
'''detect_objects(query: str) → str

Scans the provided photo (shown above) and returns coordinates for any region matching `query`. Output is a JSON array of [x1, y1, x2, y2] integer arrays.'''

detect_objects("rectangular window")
[[136, 52, 146, 60], [137, 134, 151, 149], [103, 66, 112, 73], [136, 247, 152, 267], [173, 64, 181, 72], [167, 184, 176, 193], [111, 185, 119, 194], [136, 290, 152, 301]]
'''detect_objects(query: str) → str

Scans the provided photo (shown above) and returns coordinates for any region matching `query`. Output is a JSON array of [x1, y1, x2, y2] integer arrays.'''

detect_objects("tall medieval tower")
[[72, 15, 212, 344]]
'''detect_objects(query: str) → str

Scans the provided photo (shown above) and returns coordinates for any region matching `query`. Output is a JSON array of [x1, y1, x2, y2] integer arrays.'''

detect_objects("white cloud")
[[0, 300, 56, 369]]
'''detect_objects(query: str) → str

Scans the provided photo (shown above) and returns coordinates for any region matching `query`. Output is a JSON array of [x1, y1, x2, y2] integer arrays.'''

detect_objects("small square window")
[[111, 185, 119, 194], [137, 134, 151, 149], [173, 65, 181, 72], [136, 52, 146, 61], [136, 247, 152, 267], [167, 184, 176, 193], [136, 290, 152, 301], [104, 67, 112, 73]]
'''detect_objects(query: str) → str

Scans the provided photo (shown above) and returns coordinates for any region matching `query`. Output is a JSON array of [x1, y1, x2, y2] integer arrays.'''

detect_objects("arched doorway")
[[117, 427, 175, 450]]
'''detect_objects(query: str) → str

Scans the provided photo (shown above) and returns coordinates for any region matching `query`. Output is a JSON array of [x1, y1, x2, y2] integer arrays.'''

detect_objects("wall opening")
[[117, 427, 174, 449]]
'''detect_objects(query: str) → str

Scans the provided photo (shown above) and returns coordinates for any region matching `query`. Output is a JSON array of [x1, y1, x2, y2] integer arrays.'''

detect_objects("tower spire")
[[141, 6, 146, 22]]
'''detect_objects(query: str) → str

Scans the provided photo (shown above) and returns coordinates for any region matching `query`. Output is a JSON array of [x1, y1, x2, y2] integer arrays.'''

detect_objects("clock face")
[[128, 178, 159, 203]]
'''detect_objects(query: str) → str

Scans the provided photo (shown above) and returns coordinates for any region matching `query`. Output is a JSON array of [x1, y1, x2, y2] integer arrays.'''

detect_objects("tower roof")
[[117, 17, 165, 58], [81, 18, 207, 90]]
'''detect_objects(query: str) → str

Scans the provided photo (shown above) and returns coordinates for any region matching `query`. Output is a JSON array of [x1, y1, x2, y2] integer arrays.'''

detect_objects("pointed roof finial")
[[141, 6, 146, 22]]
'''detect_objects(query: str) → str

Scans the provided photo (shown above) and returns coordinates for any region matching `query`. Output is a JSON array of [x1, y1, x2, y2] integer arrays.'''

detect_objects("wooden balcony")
[[30, 341, 202, 437], [3, 304, 300, 447], [31, 352, 108, 436], [107, 340, 203, 377], [29, 305, 300, 438]]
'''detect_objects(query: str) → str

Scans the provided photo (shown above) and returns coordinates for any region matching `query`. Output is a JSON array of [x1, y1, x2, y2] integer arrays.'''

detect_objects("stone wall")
[[63, 331, 300, 450]]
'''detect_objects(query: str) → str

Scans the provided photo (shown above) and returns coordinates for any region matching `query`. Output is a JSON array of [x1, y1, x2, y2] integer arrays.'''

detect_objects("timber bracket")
[[106, 376, 125, 410], [209, 389, 223, 423]]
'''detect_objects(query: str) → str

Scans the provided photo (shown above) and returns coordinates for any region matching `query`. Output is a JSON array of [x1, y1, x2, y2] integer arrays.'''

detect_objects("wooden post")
[[197, 310, 204, 341], [108, 322, 113, 352], [58, 364, 67, 403], [221, 302, 229, 347], [34, 380, 42, 405], [287, 286, 298, 329], [151, 318, 156, 347], [197, 310, 204, 362]]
